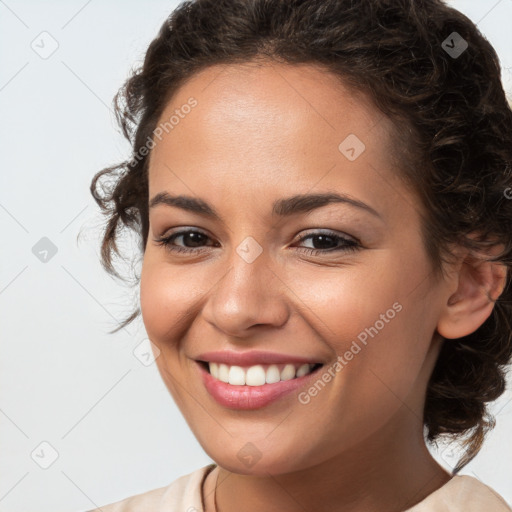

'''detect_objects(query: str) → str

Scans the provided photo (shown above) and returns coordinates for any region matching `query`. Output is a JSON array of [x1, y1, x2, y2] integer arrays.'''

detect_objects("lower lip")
[[196, 361, 323, 410]]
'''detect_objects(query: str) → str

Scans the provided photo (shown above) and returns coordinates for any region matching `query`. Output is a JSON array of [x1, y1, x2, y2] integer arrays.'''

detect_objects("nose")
[[201, 244, 290, 338]]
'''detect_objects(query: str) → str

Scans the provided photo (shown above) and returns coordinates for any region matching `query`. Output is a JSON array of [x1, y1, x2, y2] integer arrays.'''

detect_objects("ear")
[[437, 244, 508, 340]]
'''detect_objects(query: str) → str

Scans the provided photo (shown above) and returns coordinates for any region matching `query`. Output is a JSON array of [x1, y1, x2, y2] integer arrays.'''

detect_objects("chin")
[[204, 442, 320, 476]]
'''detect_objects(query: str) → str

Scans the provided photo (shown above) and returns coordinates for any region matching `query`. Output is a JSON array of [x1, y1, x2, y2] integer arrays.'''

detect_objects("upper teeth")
[[208, 362, 316, 386]]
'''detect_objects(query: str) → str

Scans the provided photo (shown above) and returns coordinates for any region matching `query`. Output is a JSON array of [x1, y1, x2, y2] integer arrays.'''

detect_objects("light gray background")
[[1, 1, 511, 511]]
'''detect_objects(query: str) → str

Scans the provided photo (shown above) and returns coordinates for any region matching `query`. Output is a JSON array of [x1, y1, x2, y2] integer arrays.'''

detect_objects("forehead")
[[147, 61, 407, 220], [165, 60, 385, 139]]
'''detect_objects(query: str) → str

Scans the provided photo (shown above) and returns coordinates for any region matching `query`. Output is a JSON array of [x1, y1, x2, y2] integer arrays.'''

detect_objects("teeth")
[[228, 365, 246, 385], [296, 363, 311, 377], [280, 364, 296, 381], [266, 365, 281, 384], [207, 362, 317, 386]]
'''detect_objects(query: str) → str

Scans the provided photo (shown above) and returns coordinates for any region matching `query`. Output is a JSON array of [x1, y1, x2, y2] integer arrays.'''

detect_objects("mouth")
[[195, 359, 326, 410], [197, 360, 324, 386]]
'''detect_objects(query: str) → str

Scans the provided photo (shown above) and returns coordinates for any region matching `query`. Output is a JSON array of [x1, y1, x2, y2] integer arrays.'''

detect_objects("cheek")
[[289, 258, 429, 386], [139, 256, 217, 351], [293, 270, 431, 446], [287, 262, 399, 342], [139, 257, 186, 341], [139, 258, 200, 405]]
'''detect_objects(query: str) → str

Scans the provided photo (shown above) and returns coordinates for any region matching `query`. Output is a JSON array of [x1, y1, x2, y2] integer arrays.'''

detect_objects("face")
[[140, 61, 451, 475]]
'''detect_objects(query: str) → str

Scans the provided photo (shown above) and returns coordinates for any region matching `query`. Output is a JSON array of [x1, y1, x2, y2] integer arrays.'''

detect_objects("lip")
[[195, 359, 324, 410], [195, 350, 324, 366]]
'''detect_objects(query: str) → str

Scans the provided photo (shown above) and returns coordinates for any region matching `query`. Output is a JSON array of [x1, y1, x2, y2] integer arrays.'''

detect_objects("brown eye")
[[155, 229, 217, 254], [295, 231, 360, 255]]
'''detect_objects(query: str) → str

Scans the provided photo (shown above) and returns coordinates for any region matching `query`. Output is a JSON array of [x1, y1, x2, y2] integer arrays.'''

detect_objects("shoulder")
[[84, 463, 216, 512], [405, 474, 512, 511]]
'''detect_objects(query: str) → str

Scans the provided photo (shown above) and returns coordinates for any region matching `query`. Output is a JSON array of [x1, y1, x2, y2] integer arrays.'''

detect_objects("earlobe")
[[437, 253, 508, 340]]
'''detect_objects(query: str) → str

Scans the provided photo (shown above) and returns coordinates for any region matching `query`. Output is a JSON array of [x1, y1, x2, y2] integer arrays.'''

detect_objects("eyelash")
[[154, 229, 360, 256]]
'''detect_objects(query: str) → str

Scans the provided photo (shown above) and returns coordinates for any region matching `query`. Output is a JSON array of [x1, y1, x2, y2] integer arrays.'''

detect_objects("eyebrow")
[[148, 191, 382, 220]]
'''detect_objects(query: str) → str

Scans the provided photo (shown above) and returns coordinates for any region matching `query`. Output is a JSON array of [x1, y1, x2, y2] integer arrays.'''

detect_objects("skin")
[[139, 60, 507, 512]]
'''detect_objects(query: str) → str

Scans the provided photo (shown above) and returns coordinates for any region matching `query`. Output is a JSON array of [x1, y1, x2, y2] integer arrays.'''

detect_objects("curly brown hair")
[[90, 0, 512, 473]]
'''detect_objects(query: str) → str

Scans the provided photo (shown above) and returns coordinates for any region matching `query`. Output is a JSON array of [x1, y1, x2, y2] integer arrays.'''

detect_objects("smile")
[[205, 362, 321, 386], [195, 359, 325, 410]]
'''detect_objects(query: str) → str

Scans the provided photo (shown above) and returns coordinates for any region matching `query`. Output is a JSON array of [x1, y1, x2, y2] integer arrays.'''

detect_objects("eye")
[[293, 230, 360, 256], [154, 228, 360, 256], [154, 229, 218, 254]]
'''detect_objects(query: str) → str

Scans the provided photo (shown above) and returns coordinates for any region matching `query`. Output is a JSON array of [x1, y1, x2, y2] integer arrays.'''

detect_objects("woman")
[[88, 0, 512, 510]]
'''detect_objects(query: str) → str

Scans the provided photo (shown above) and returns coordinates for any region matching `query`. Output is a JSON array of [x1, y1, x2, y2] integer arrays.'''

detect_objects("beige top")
[[87, 464, 512, 512]]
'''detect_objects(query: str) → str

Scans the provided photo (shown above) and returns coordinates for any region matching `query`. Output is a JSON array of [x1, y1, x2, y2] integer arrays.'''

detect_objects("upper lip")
[[195, 350, 324, 366]]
